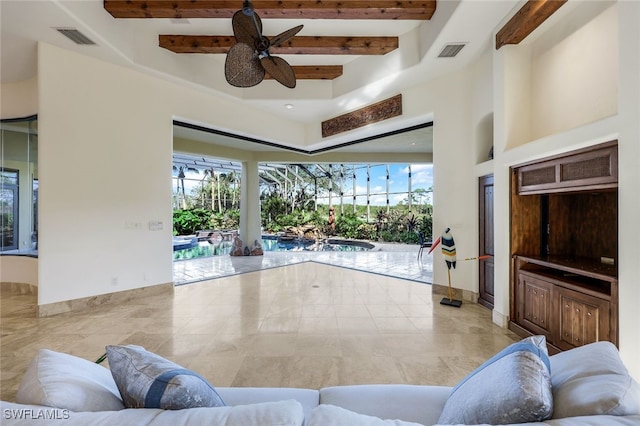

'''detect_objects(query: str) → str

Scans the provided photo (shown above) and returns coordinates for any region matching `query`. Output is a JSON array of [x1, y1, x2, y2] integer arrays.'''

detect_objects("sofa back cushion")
[[320, 384, 450, 426], [550, 341, 640, 418], [15, 349, 124, 412]]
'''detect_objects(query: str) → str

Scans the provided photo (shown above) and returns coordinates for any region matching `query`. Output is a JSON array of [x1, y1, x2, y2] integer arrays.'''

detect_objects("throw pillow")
[[106, 344, 225, 409], [308, 404, 424, 426], [15, 349, 124, 412], [549, 341, 640, 418], [437, 335, 553, 425]]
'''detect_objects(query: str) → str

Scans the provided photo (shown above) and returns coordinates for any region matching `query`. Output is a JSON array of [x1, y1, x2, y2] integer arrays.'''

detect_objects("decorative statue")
[[230, 236, 244, 256], [250, 240, 264, 256], [328, 206, 336, 234]]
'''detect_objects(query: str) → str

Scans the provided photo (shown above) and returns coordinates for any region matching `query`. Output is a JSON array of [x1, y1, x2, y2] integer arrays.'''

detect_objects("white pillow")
[[550, 341, 640, 418], [15, 349, 124, 412], [308, 404, 423, 426]]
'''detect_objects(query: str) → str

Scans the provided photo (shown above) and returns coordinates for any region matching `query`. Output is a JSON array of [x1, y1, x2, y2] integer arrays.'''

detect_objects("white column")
[[240, 160, 262, 248]]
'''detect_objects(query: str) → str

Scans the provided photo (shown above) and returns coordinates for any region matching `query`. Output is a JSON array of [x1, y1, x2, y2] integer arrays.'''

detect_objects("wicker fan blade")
[[260, 56, 296, 88], [270, 25, 303, 48], [232, 9, 262, 45], [225, 43, 265, 88]]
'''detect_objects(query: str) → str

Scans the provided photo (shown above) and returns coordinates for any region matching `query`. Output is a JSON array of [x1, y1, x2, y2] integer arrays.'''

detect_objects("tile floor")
[[1, 257, 520, 402], [172, 242, 434, 285]]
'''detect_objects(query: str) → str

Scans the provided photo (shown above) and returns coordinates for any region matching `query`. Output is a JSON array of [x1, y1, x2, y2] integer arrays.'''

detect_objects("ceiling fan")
[[224, 0, 303, 89]]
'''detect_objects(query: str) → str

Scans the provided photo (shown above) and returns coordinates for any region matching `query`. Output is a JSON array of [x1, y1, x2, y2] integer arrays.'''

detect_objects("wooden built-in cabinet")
[[510, 141, 618, 354]]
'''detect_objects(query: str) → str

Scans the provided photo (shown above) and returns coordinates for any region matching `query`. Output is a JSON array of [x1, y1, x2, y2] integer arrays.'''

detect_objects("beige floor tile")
[[1, 261, 521, 402]]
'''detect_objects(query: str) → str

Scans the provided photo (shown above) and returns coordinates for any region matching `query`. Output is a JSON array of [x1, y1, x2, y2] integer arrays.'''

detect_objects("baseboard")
[[0, 281, 38, 295], [431, 283, 478, 303], [36, 282, 174, 317]]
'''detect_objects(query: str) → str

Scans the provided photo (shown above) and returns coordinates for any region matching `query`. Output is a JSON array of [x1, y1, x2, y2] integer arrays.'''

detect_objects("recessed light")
[[285, 104, 294, 109]]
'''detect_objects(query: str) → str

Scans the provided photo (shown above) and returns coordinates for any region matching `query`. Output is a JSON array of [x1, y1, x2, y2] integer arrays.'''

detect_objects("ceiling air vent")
[[55, 28, 96, 45], [438, 43, 466, 58]]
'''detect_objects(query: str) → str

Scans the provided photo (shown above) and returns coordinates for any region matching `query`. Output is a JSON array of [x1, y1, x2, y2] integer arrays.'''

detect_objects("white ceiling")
[[0, 0, 520, 154]]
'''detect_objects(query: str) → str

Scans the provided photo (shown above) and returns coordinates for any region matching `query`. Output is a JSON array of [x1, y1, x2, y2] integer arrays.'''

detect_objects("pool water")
[[173, 236, 372, 260]]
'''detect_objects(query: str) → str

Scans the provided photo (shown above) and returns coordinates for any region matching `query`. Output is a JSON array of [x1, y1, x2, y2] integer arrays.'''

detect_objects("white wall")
[[530, 2, 618, 140], [615, 0, 640, 380], [0, 77, 37, 119], [0, 256, 38, 287], [35, 42, 307, 305], [403, 67, 478, 295]]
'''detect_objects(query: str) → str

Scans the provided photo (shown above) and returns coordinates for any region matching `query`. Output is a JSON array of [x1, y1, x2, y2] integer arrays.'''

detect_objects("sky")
[[315, 164, 433, 206], [175, 163, 433, 207]]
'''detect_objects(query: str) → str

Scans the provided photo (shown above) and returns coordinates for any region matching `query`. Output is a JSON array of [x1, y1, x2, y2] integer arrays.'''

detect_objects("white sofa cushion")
[[15, 349, 124, 412], [106, 345, 225, 409], [320, 384, 449, 425], [437, 335, 553, 425], [550, 341, 640, 418], [0, 400, 304, 426], [308, 404, 423, 426], [217, 387, 319, 422]]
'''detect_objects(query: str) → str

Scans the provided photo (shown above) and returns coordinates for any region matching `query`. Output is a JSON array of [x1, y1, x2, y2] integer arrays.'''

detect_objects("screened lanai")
[[171, 152, 434, 284], [172, 153, 434, 221]]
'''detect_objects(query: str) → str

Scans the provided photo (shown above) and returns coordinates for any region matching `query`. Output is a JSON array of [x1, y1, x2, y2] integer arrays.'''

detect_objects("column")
[[240, 160, 262, 247]]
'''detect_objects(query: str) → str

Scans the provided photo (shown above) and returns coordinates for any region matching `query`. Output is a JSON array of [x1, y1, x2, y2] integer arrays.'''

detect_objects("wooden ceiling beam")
[[159, 35, 399, 55], [265, 65, 343, 80], [496, 0, 567, 49], [104, 1, 436, 20]]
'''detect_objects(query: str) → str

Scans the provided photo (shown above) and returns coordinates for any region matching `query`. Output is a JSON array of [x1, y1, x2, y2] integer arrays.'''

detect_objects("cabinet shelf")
[[515, 255, 616, 282], [516, 257, 615, 301]]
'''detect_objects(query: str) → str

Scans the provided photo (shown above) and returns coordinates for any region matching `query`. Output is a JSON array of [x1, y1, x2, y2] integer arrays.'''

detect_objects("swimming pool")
[[173, 236, 373, 260]]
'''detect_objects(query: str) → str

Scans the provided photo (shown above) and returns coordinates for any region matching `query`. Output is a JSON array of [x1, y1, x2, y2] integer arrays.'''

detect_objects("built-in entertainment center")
[[509, 140, 618, 353]]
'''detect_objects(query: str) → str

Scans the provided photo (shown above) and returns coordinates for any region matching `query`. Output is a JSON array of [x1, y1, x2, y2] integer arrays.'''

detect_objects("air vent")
[[438, 43, 466, 58], [55, 28, 96, 45]]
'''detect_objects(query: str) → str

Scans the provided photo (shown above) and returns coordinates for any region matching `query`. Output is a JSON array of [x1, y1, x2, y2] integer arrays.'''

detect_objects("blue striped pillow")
[[106, 345, 225, 410]]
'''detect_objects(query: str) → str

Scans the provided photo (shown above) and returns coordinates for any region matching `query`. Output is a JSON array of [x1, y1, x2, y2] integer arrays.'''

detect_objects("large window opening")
[[0, 117, 38, 253], [171, 153, 433, 259]]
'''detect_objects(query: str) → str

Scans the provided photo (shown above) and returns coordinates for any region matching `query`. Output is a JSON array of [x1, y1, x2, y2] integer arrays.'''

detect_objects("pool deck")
[[173, 242, 434, 286]]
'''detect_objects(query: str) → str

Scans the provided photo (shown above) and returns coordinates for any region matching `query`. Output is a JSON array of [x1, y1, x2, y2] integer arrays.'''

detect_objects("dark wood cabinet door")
[[479, 174, 494, 309], [518, 272, 553, 340], [556, 287, 610, 350]]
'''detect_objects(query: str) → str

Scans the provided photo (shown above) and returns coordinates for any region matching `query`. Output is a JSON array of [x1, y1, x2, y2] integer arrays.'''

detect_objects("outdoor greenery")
[[173, 209, 239, 236], [173, 163, 433, 243]]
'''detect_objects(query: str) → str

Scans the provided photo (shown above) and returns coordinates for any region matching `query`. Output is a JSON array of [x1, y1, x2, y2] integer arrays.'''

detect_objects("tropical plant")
[[173, 208, 211, 235], [335, 213, 362, 239]]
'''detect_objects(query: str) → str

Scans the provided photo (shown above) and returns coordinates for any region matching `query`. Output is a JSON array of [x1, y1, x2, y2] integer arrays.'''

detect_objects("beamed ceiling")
[[104, 1, 434, 82], [1, 0, 570, 153]]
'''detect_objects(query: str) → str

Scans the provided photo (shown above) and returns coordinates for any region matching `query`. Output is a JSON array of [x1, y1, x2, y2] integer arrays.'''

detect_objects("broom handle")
[[447, 268, 453, 301]]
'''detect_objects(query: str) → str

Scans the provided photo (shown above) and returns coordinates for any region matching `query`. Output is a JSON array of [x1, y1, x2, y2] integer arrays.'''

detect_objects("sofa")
[[1, 337, 639, 425]]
